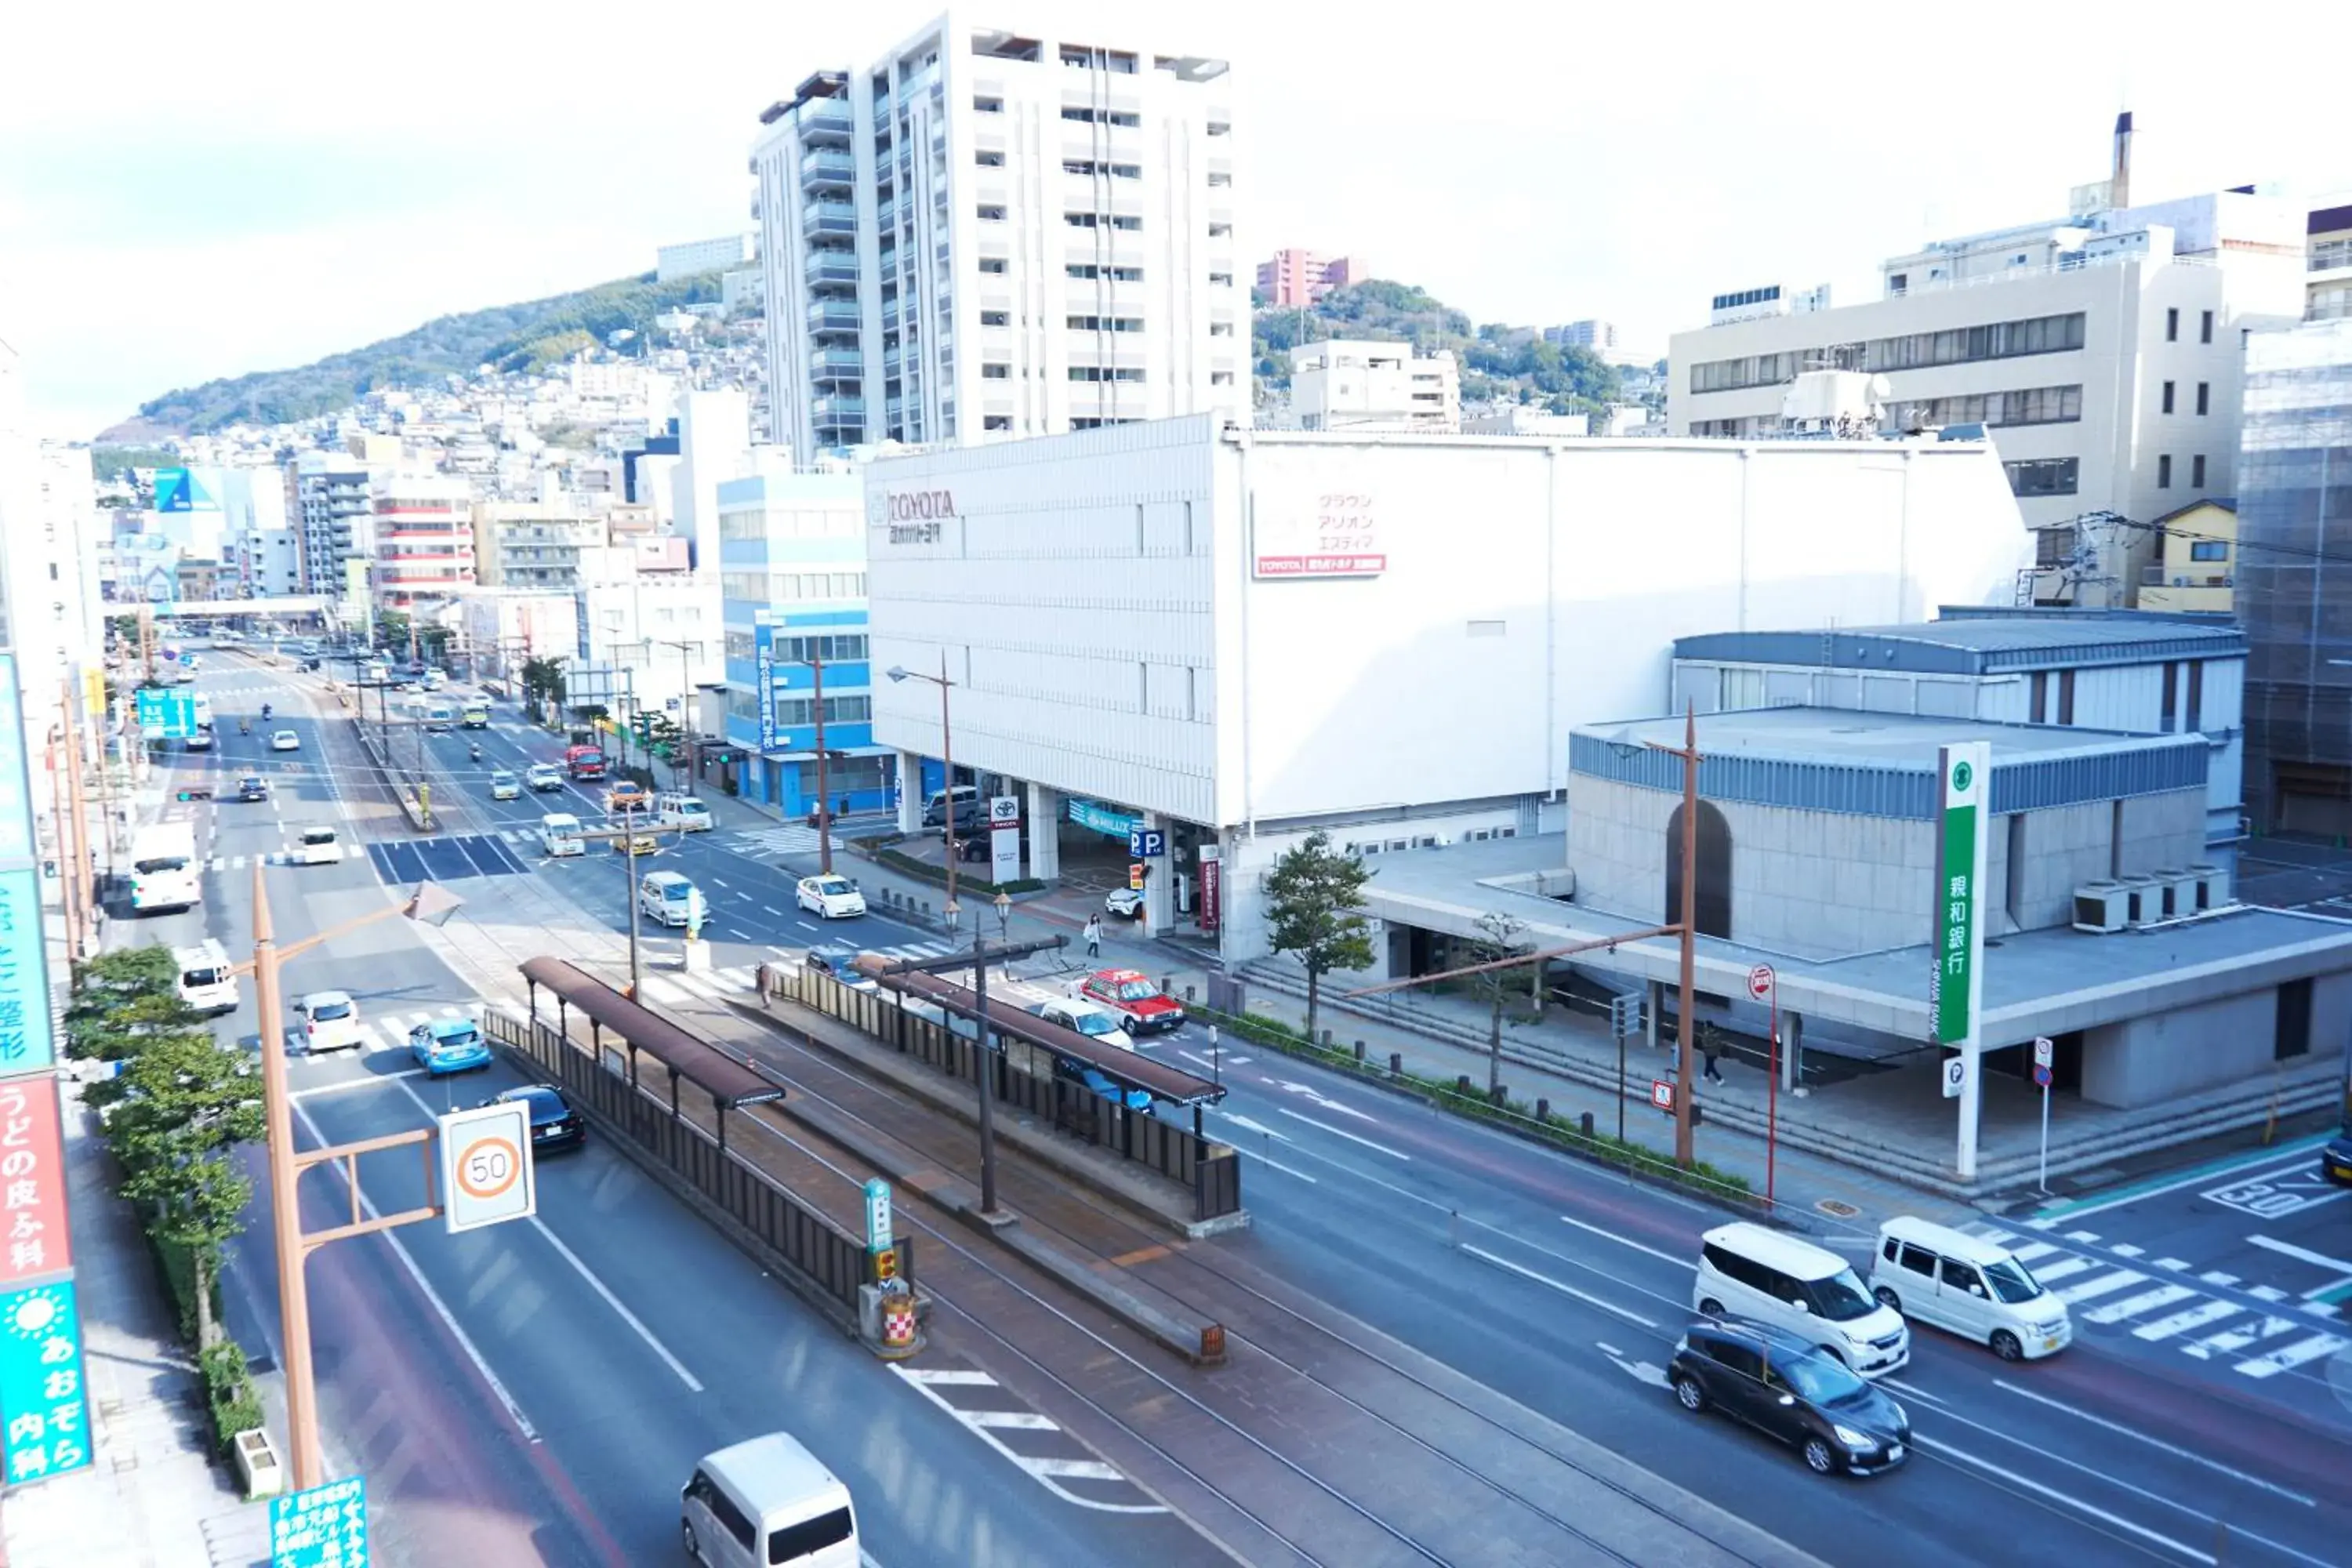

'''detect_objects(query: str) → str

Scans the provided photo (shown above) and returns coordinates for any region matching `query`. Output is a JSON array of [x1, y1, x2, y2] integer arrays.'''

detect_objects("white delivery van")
[[539, 814, 586, 857], [658, 793, 714, 832], [173, 942, 238, 1014], [1869, 1216, 2072, 1361], [129, 822, 201, 913], [681, 1432, 858, 1568], [1694, 1221, 1911, 1378]]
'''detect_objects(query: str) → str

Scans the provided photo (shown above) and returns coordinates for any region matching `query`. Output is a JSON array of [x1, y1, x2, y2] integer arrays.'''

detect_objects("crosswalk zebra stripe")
[[2008, 1242, 2062, 1264], [2026, 1256, 2097, 1285], [2053, 1269, 2148, 1305], [2081, 1284, 2198, 1325], [2234, 1334, 2345, 1380], [637, 975, 694, 1007], [2183, 1315, 2299, 1359], [2130, 1300, 2244, 1341]]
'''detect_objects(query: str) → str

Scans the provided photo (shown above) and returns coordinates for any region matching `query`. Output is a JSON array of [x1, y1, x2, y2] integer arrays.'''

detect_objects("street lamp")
[[247, 863, 464, 1491], [886, 655, 958, 920]]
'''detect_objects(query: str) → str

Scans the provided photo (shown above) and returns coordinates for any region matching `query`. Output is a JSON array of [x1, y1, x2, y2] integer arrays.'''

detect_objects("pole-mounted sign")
[[438, 1102, 536, 1234], [1931, 742, 1991, 1177]]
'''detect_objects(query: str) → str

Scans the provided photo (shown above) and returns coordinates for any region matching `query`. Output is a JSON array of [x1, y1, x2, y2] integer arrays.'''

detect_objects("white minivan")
[[638, 870, 706, 929], [1693, 1221, 1910, 1378], [173, 942, 238, 1014], [539, 813, 585, 857], [1869, 1216, 2072, 1362], [681, 1432, 858, 1568], [658, 792, 713, 832]]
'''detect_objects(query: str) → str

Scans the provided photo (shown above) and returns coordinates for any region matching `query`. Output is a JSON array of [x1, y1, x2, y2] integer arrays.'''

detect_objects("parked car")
[[291, 826, 343, 866], [295, 991, 368, 1054], [481, 1085, 584, 1152], [1071, 969, 1185, 1034], [796, 874, 866, 920], [1867, 1216, 2071, 1362], [236, 775, 270, 803], [488, 770, 521, 801], [1104, 887, 1145, 920], [2325, 1122, 2352, 1187], [526, 763, 564, 792], [1668, 1319, 1911, 1477], [1054, 1055, 1152, 1113], [409, 1018, 492, 1075], [270, 729, 300, 752]]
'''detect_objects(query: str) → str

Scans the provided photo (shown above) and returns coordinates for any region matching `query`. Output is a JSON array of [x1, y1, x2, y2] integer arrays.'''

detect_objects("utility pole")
[[886, 655, 959, 921], [60, 678, 96, 959], [810, 641, 832, 874], [1647, 705, 1704, 1168]]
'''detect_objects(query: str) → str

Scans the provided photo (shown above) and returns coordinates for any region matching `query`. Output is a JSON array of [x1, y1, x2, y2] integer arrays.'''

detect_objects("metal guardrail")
[[770, 966, 1242, 1223], [484, 1009, 900, 1317]]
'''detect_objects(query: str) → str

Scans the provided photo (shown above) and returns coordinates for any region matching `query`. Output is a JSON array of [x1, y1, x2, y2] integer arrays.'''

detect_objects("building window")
[[977, 205, 1006, 222], [1208, 270, 1232, 286], [1207, 222, 1231, 238], [975, 96, 1003, 113], [1909, 384, 2081, 428], [2189, 539, 2228, 561], [2058, 670, 2076, 725], [2005, 457, 2079, 496], [1664, 800, 1733, 939], [2161, 380, 2176, 413], [1210, 371, 1234, 386], [2161, 661, 2178, 728], [2196, 381, 2210, 415], [2029, 669, 2049, 720], [2034, 529, 2071, 568], [2166, 307, 2179, 342], [2192, 453, 2207, 487], [1068, 365, 1145, 382], [2158, 454, 2172, 488], [1067, 314, 1143, 332], [984, 415, 1011, 431], [2201, 310, 2215, 344], [2186, 661, 2203, 730], [1207, 119, 1231, 136], [1210, 322, 1233, 336], [981, 310, 1009, 327], [981, 362, 1010, 379], [1207, 172, 1232, 187], [975, 150, 1004, 167], [978, 256, 1007, 274]]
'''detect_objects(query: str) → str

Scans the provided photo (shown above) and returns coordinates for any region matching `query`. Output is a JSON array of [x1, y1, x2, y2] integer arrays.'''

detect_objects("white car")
[[488, 770, 521, 800], [291, 826, 343, 866], [184, 729, 215, 753], [295, 990, 368, 1054], [1033, 996, 1136, 1051], [1105, 887, 1145, 920], [270, 729, 300, 751], [525, 763, 564, 792], [796, 873, 866, 920], [540, 813, 586, 857]]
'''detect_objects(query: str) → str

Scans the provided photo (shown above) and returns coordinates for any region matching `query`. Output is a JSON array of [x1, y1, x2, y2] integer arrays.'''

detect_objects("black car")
[[2322, 1123, 2352, 1186], [236, 775, 270, 802], [1668, 1319, 1910, 1477], [482, 1086, 585, 1152]]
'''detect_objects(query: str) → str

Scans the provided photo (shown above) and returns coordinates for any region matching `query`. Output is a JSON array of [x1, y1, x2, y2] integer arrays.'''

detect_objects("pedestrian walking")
[[1083, 913, 1102, 958]]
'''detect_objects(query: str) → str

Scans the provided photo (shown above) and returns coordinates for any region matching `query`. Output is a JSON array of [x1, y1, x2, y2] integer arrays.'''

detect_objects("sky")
[[5, 0, 2351, 441]]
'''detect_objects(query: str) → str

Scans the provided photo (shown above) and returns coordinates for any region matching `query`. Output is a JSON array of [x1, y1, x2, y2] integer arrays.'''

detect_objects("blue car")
[[1057, 1056, 1152, 1114], [409, 1018, 492, 1075]]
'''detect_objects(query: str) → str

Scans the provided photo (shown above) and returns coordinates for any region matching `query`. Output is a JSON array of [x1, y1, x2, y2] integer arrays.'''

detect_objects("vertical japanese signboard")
[[1197, 842, 1222, 935], [1931, 742, 1991, 1178], [0, 1081, 70, 1286], [0, 1280, 91, 1485], [1251, 477, 1385, 579], [755, 630, 776, 754], [270, 1474, 370, 1567]]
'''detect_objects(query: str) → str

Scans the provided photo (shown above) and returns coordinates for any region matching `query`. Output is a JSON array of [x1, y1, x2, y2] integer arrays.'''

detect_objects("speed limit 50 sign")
[[439, 1101, 538, 1235]]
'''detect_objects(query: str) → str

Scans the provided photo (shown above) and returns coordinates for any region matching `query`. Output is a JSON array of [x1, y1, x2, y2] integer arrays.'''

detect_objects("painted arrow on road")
[[1597, 1341, 1670, 1390]]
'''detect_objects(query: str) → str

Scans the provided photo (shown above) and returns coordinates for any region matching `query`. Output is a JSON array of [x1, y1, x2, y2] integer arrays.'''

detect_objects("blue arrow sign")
[[270, 1473, 368, 1568], [134, 688, 198, 740]]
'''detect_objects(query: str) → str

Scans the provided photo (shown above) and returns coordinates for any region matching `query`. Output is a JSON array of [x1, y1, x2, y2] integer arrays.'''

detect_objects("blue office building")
[[717, 469, 896, 816]]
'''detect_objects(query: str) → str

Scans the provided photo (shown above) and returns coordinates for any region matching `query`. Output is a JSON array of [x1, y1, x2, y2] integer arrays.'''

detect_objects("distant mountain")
[[1252, 279, 1623, 416], [108, 270, 729, 439]]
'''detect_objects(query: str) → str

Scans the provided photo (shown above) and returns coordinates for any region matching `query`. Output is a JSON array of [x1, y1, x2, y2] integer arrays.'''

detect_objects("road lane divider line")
[[1461, 1244, 1658, 1328], [287, 1096, 540, 1443], [291, 1069, 430, 1098], [1234, 1148, 1319, 1184], [1913, 1432, 2215, 1565], [1273, 1107, 1408, 1160], [2249, 1234, 2352, 1277], [1557, 1213, 1689, 1270], [1991, 1379, 2316, 1504]]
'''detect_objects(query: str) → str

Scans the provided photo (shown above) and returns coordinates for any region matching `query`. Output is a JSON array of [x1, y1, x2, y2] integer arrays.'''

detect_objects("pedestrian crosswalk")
[[631, 966, 764, 1010], [292, 1001, 494, 1057], [730, 824, 830, 857], [1965, 1221, 2347, 1384]]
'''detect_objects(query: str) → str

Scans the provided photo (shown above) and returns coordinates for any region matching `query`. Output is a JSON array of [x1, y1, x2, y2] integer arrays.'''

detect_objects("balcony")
[[800, 148, 855, 190], [801, 200, 857, 238], [2142, 566, 2234, 588], [811, 394, 866, 421], [807, 301, 863, 336], [804, 250, 860, 289], [800, 98, 853, 144], [808, 347, 866, 378], [877, 199, 899, 230]]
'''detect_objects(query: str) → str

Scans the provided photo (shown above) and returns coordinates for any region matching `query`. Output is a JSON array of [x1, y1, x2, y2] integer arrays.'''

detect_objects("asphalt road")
[[125, 663, 1218, 1568]]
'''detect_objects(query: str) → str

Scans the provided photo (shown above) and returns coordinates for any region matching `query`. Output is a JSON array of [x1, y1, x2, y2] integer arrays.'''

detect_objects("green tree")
[[373, 608, 412, 655], [65, 947, 189, 1062], [521, 656, 567, 721], [1261, 831, 1375, 1045], [1468, 910, 1531, 1098]]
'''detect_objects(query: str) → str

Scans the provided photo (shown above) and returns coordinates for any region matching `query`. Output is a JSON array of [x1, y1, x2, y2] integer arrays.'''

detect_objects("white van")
[[1869, 1216, 2071, 1362], [129, 822, 201, 913], [638, 870, 706, 929], [173, 942, 238, 1014], [1693, 1222, 1910, 1378], [658, 793, 714, 832], [681, 1432, 858, 1568], [921, 785, 980, 827], [291, 826, 343, 866], [539, 813, 585, 857]]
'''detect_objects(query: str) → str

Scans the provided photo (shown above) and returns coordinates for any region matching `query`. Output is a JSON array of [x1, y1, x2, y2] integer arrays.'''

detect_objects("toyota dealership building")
[[862, 414, 2031, 964]]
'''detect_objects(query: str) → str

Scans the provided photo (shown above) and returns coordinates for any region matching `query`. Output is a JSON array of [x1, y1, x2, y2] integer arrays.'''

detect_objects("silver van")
[[681, 1432, 858, 1568]]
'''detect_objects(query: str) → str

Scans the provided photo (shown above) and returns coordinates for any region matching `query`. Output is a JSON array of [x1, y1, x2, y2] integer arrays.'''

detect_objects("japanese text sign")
[[270, 1474, 369, 1568], [0, 872, 56, 1074], [1929, 743, 1990, 1048], [0, 1080, 68, 1287], [1254, 485, 1385, 579], [0, 1280, 92, 1486]]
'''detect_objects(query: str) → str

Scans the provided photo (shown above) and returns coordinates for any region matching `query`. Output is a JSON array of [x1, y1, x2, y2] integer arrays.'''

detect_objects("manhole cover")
[[1815, 1199, 1860, 1218]]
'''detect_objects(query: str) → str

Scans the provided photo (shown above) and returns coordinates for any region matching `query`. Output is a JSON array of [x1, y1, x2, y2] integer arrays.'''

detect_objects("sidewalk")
[[3, 1078, 270, 1568]]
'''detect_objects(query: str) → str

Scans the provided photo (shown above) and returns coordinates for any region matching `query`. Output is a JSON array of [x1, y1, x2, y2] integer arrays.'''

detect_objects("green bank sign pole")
[[1931, 742, 1991, 1180]]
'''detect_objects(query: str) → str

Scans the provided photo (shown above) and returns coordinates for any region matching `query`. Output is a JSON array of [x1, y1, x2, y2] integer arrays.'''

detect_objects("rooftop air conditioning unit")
[[2117, 873, 2161, 927], [2186, 862, 2232, 913], [2149, 868, 2194, 920], [2073, 880, 2128, 934]]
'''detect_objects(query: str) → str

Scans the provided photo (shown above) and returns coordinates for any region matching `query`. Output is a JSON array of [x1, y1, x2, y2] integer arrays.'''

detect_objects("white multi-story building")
[[1671, 135, 2305, 608], [657, 234, 755, 281], [751, 12, 1243, 456], [2308, 201, 2352, 323], [1290, 339, 1459, 431], [369, 474, 477, 609]]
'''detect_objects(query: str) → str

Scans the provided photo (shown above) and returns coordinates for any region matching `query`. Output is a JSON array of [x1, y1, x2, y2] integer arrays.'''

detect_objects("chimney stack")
[[2111, 111, 2134, 211]]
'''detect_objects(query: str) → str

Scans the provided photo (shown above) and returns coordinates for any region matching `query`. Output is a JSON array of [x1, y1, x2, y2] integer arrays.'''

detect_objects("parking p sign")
[[438, 1101, 536, 1235]]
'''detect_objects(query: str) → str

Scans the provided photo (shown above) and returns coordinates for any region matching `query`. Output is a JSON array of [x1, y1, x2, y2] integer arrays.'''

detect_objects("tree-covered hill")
[[1254, 278, 1621, 416]]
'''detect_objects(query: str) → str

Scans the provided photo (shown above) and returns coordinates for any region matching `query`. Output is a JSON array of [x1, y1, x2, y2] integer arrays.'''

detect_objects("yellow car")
[[611, 831, 659, 856]]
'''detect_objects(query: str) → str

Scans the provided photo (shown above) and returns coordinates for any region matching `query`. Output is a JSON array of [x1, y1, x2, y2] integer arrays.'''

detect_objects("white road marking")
[[1236, 1148, 1319, 1184], [1461, 1244, 1658, 1327], [2130, 1300, 2244, 1341], [2152, 1257, 2190, 1272], [761, 905, 784, 916], [289, 1068, 430, 1098], [2025, 1256, 2096, 1285], [2053, 1269, 2148, 1305], [637, 975, 694, 1007], [286, 1095, 539, 1443], [2198, 1271, 2241, 1287], [1993, 1378, 2320, 1505], [1913, 1432, 2216, 1563], [2249, 1234, 2352, 1277], [897, 1368, 996, 1385], [965, 1410, 1057, 1431], [2081, 1284, 2198, 1325], [2234, 1333, 2345, 1379], [2008, 1242, 2060, 1264], [1275, 1107, 1407, 1160], [2063, 1229, 2101, 1243], [2107, 1243, 2145, 1259], [888, 1366, 1163, 1513], [2183, 1315, 2300, 1360], [2248, 1284, 2288, 1302], [1209, 1111, 1290, 1142], [1559, 1212, 1690, 1269], [2037, 1142, 2328, 1222]]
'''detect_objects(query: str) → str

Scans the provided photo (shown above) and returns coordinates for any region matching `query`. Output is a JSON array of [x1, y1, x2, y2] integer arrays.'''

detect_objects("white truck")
[[129, 822, 201, 914]]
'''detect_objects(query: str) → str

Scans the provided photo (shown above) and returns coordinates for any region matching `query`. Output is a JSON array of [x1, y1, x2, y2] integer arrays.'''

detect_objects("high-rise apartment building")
[[1256, 249, 1365, 307], [751, 13, 1242, 456], [291, 452, 374, 594], [1671, 124, 2303, 608], [2238, 317, 2352, 834], [2308, 202, 2352, 323], [369, 475, 476, 609]]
